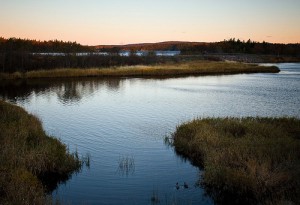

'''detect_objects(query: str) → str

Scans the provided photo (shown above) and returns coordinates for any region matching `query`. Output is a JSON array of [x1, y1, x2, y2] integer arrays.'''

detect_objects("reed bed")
[[0, 61, 279, 80], [0, 100, 82, 204], [172, 117, 300, 204]]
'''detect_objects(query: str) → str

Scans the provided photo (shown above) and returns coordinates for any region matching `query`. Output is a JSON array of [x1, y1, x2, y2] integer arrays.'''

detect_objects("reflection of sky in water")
[[0, 63, 299, 205]]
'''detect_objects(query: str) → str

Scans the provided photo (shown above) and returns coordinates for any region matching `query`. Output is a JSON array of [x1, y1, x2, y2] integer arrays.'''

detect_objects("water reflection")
[[39, 171, 77, 194], [0, 80, 33, 103], [116, 155, 135, 176], [0, 78, 123, 105], [0, 63, 299, 205]]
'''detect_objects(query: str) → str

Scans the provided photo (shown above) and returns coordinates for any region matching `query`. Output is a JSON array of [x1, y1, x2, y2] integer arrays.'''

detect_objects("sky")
[[1, 0, 300, 45]]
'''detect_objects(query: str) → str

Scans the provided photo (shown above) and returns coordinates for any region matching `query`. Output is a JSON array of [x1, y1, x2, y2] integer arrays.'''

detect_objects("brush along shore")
[[0, 100, 84, 204], [0, 60, 279, 80], [172, 117, 300, 204]]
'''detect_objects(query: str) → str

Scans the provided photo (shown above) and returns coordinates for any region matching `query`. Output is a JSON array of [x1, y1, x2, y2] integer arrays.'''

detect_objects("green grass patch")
[[172, 117, 300, 204], [0, 100, 83, 204], [0, 60, 279, 80]]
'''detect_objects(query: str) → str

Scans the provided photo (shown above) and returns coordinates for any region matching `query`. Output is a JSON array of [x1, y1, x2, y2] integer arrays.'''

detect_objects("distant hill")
[[93, 39, 300, 57], [93, 41, 207, 51]]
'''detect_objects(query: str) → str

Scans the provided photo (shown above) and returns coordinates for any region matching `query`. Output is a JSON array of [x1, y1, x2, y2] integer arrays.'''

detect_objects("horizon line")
[[1, 36, 300, 46]]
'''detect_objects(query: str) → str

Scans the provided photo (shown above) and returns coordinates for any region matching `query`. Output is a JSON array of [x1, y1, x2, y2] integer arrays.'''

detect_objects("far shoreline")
[[0, 60, 280, 80]]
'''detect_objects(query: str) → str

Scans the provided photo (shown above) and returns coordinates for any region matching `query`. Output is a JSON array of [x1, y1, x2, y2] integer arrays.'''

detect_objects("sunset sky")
[[1, 0, 300, 45]]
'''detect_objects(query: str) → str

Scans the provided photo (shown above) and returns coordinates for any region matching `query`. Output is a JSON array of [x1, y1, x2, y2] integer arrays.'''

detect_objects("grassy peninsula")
[[0, 60, 279, 80], [0, 100, 83, 204], [172, 117, 300, 204]]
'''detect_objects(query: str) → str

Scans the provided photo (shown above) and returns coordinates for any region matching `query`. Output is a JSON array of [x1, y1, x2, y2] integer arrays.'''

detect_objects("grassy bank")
[[172, 117, 300, 204], [0, 100, 82, 204], [0, 60, 279, 80]]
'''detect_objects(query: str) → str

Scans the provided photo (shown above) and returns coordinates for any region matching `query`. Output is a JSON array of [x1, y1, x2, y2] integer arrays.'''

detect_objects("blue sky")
[[1, 0, 299, 45]]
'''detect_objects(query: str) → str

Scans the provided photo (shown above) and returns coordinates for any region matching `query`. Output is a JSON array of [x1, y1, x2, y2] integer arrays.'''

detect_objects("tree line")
[[0, 37, 170, 72], [181, 38, 300, 56], [99, 38, 300, 56], [0, 37, 299, 72]]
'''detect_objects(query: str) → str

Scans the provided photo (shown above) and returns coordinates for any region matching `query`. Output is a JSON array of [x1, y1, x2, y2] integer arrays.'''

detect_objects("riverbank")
[[172, 117, 300, 204], [0, 60, 279, 80], [0, 100, 83, 204]]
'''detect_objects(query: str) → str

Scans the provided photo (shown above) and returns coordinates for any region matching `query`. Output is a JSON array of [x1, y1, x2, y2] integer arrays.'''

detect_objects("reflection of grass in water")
[[81, 152, 91, 169], [117, 155, 135, 176], [150, 189, 195, 205], [151, 190, 160, 204], [164, 136, 173, 148]]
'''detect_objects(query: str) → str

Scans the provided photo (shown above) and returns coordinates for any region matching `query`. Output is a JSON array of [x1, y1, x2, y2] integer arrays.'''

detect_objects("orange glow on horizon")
[[1, 0, 299, 45]]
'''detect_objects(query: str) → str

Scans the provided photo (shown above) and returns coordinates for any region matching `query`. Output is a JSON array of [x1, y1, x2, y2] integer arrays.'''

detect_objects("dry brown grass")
[[0, 100, 82, 204], [0, 61, 279, 79], [172, 117, 300, 204]]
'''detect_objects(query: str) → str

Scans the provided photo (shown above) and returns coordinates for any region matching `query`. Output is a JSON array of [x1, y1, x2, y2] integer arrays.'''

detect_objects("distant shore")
[[0, 60, 279, 80], [201, 53, 300, 63]]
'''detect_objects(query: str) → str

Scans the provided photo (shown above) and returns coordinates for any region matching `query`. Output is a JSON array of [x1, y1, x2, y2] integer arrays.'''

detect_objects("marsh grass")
[[172, 117, 300, 204], [0, 61, 279, 80], [0, 100, 83, 204], [117, 155, 135, 176]]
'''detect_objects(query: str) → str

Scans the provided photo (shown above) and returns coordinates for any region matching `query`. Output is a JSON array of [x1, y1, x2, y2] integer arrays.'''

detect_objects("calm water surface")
[[1, 63, 299, 205]]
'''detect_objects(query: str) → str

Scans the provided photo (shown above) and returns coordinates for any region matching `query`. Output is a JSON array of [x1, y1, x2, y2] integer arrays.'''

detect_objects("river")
[[0, 63, 299, 205]]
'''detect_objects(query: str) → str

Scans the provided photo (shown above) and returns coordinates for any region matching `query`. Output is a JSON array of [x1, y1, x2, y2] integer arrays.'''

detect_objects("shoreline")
[[200, 53, 300, 64], [0, 60, 280, 80]]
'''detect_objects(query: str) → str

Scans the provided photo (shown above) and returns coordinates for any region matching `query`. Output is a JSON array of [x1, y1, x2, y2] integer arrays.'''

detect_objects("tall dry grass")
[[172, 117, 300, 204], [0, 100, 82, 204]]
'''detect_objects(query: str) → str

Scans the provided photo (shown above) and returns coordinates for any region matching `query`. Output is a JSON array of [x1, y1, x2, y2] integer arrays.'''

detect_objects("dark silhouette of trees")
[[0, 37, 299, 72], [0, 37, 181, 72], [181, 38, 300, 56], [0, 38, 95, 72]]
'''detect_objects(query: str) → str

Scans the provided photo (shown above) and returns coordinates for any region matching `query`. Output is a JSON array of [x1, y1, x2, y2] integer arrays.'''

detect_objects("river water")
[[0, 63, 299, 205]]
